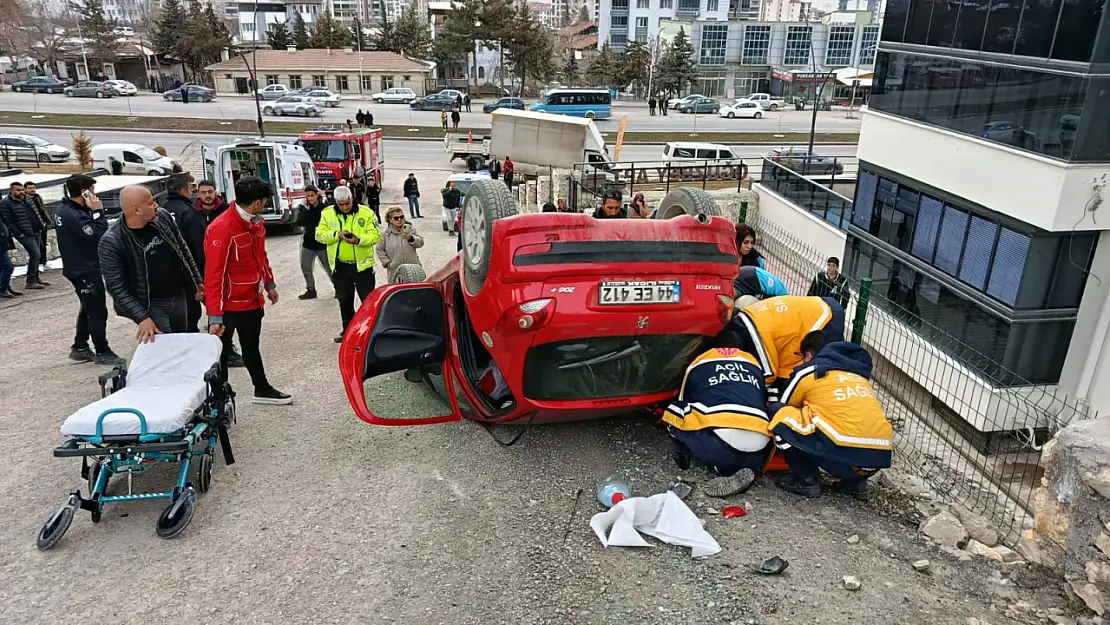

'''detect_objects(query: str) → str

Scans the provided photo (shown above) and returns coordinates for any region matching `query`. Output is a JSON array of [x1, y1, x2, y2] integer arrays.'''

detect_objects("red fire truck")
[[296, 127, 385, 191]]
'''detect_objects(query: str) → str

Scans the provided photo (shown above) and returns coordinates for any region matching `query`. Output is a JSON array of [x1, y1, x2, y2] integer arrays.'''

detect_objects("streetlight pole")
[[237, 48, 266, 137]]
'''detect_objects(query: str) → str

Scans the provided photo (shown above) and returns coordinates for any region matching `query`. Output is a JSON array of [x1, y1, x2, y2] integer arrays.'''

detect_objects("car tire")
[[769, 104, 779, 111], [296, 108, 305, 116], [711, 107, 719, 114], [12, 86, 20, 92], [585, 111, 596, 119], [653, 187, 722, 220], [754, 112, 762, 119], [727, 112, 735, 119], [461, 177, 517, 296], [147, 170, 160, 176], [38, 154, 51, 163], [393, 264, 427, 284], [262, 106, 273, 115], [95, 91, 104, 98]]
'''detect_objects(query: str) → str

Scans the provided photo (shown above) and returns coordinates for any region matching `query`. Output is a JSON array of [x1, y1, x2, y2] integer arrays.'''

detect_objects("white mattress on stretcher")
[[61, 334, 224, 437]]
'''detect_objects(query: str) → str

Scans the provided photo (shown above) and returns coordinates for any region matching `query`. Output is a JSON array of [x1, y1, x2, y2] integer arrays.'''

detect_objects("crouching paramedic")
[[767, 331, 893, 500], [733, 265, 789, 300], [729, 295, 846, 396], [663, 331, 772, 498]]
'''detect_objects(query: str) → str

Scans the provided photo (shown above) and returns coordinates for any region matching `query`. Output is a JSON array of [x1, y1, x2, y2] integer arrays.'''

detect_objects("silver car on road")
[[262, 95, 323, 117]]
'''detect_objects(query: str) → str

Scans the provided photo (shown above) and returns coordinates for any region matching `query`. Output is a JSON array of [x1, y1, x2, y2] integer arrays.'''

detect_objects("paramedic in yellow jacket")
[[728, 294, 846, 387], [663, 331, 772, 498], [767, 331, 893, 500], [316, 185, 381, 344]]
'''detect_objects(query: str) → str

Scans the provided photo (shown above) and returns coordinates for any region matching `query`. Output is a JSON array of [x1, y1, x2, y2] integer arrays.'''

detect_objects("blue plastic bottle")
[[597, 477, 632, 508]]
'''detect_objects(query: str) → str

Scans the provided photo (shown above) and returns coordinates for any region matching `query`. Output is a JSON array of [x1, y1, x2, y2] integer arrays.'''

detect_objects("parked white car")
[[91, 143, 178, 175], [744, 93, 785, 111], [661, 141, 740, 163], [262, 95, 323, 117], [667, 94, 705, 109], [0, 133, 70, 163], [105, 79, 138, 96], [254, 84, 290, 100], [719, 99, 765, 119], [372, 87, 416, 103], [303, 88, 341, 107]]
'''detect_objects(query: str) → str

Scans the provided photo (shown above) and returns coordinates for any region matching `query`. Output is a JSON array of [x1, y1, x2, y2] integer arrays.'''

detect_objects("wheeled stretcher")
[[37, 334, 236, 550]]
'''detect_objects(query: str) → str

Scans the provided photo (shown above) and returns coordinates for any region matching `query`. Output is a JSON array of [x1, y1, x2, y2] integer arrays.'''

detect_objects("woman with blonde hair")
[[376, 205, 424, 282]]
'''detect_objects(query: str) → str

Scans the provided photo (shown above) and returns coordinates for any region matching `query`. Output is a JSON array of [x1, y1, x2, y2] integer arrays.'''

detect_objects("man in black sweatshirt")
[[161, 172, 206, 331], [297, 185, 333, 300]]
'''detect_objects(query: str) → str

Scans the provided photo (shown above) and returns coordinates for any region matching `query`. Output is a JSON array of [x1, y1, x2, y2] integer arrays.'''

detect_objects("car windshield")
[[522, 334, 705, 400], [298, 139, 348, 162], [136, 147, 162, 160], [27, 137, 51, 147]]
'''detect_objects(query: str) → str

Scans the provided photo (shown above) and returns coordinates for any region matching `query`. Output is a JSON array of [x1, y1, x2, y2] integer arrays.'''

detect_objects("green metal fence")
[[743, 209, 1094, 540]]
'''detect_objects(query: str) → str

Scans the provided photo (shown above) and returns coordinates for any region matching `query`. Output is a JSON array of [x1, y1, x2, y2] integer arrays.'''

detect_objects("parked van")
[[91, 143, 178, 175], [202, 139, 319, 227], [661, 142, 740, 162], [744, 93, 785, 111]]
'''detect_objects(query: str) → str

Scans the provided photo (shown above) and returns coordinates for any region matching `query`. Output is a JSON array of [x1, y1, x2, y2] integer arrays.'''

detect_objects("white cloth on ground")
[[590, 491, 722, 558], [61, 334, 223, 437]]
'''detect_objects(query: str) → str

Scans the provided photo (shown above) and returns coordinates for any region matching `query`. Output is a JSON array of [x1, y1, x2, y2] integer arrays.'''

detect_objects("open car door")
[[339, 283, 464, 426]]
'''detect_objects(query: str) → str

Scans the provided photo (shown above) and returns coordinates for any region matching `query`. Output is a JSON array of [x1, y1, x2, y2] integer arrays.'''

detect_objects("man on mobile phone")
[[316, 185, 381, 343], [54, 174, 125, 365], [204, 176, 292, 405]]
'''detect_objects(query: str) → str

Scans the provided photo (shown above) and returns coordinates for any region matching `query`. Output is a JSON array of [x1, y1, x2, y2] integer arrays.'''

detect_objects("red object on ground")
[[722, 506, 747, 518], [765, 451, 791, 472]]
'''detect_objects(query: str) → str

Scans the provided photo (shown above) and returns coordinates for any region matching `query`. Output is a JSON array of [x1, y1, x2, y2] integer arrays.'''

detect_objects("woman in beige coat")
[[377, 205, 425, 282]]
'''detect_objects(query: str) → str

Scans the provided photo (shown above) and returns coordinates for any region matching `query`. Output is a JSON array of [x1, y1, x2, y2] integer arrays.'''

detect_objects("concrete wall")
[[1060, 229, 1110, 417]]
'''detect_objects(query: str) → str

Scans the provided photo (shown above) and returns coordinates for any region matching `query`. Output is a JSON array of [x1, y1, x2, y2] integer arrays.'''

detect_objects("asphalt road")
[[20, 128, 860, 175], [0, 217, 1058, 625], [0, 91, 865, 134]]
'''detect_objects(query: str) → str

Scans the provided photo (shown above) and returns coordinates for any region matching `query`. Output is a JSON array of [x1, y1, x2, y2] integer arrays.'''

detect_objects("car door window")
[[719, 150, 735, 159], [696, 149, 717, 159], [123, 151, 143, 164], [674, 147, 695, 158]]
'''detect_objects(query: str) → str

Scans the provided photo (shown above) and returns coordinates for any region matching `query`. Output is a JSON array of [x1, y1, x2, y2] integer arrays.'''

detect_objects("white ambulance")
[[202, 139, 318, 228]]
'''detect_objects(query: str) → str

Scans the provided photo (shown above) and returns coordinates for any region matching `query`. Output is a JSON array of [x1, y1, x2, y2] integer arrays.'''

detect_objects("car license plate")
[[599, 281, 680, 305]]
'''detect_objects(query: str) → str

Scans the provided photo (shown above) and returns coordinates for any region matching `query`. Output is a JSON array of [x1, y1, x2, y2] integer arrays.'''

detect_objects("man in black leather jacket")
[[160, 172, 205, 331], [99, 185, 203, 342]]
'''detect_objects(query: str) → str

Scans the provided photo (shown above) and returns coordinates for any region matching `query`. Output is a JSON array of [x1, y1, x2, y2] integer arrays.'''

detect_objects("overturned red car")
[[339, 180, 740, 426]]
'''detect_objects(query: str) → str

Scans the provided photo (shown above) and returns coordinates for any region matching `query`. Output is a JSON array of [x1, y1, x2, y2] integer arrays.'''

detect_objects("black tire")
[[262, 106, 273, 115], [754, 112, 762, 119], [296, 108, 305, 116], [374, 97, 383, 103], [95, 91, 103, 99], [155, 489, 196, 539], [653, 187, 722, 220], [12, 86, 21, 92], [276, 108, 284, 116], [461, 178, 517, 296], [711, 107, 719, 114], [87, 460, 101, 497], [36, 495, 78, 550], [769, 104, 779, 111], [38, 153, 51, 163], [585, 111, 596, 119], [65, 90, 74, 97], [394, 263, 427, 284], [223, 387, 236, 426], [727, 112, 735, 119], [197, 452, 213, 493]]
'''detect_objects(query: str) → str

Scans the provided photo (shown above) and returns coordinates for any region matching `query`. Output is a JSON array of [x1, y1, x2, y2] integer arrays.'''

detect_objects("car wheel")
[[163, 94, 170, 100], [653, 187, 722, 220], [65, 90, 73, 97], [711, 107, 719, 114], [276, 108, 284, 116], [585, 111, 596, 119], [461, 178, 517, 296], [769, 104, 779, 111], [727, 112, 735, 119], [38, 154, 51, 163], [95, 91, 104, 99], [754, 112, 762, 119], [147, 170, 161, 176], [12, 86, 20, 92], [296, 108, 305, 116], [262, 106, 273, 115], [374, 98, 383, 103], [393, 264, 427, 285]]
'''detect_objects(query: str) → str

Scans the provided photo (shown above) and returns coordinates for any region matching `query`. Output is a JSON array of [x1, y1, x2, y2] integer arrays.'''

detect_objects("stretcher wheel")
[[37, 495, 78, 551], [155, 488, 196, 539], [197, 453, 213, 493], [86, 460, 101, 497], [223, 389, 237, 426], [90, 508, 102, 524]]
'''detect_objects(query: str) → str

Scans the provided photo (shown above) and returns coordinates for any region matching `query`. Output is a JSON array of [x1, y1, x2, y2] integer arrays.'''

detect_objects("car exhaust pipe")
[[695, 213, 710, 225]]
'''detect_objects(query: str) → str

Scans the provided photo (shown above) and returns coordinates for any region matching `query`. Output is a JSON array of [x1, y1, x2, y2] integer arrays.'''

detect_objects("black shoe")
[[775, 474, 822, 498], [69, 347, 96, 363], [299, 289, 318, 300], [227, 351, 246, 368], [253, 386, 293, 405], [6, 287, 21, 296], [0, 290, 12, 299], [94, 351, 126, 366], [334, 335, 344, 344], [24, 282, 44, 290], [834, 478, 871, 501], [34, 279, 49, 287]]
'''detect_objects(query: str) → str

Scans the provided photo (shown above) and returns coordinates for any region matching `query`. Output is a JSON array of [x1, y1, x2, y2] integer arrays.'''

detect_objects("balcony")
[[676, 0, 699, 16]]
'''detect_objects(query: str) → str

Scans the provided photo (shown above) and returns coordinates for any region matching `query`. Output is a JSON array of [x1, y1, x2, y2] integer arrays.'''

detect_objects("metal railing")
[[0, 144, 48, 169], [743, 208, 1095, 541], [759, 157, 854, 230]]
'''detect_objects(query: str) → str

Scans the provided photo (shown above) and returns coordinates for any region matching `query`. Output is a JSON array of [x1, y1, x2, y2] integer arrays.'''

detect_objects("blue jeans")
[[0, 248, 13, 292], [407, 195, 421, 218]]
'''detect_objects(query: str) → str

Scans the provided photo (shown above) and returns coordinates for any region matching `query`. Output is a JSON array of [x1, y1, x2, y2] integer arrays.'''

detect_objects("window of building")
[[707, 0, 718, 10], [741, 25, 771, 65], [677, 0, 699, 11], [361, 75, 374, 91], [611, 0, 628, 7], [859, 26, 879, 65], [313, 75, 326, 87], [869, 50, 1093, 162], [783, 26, 811, 66], [611, 15, 628, 27], [380, 75, 395, 90], [336, 75, 348, 91], [660, 0, 673, 6], [240, 22, 254, 33], [636, 16, 648, 27], [288, 75, 302, 89], [265, 75, 279, 85], [636, 0, 649, 7], [699, 24, 728, 66], [403, 75, 411, 81], [478, 66, 486, 79], [825, 25, 855, 66], [612, 32, 628, 46]]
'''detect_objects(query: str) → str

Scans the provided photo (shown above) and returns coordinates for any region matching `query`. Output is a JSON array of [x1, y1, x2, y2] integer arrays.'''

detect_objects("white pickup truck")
[[744, 93, 785, 112], [445, 133, 491, 171]]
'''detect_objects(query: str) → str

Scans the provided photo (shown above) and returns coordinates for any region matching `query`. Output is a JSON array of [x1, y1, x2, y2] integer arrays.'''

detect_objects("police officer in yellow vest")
[[767, 331, 893, 500], [316, 185, 381, 343], [664, 331, 773, 498]]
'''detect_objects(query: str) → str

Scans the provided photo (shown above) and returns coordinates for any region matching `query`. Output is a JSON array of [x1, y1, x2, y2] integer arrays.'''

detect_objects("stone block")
[[1088, 560, 1110, 585], [952, 506, 1000, 547], [1071, 581, 1107, 615], [967, 539, 1004, 562], [921, 510, 968, 549]]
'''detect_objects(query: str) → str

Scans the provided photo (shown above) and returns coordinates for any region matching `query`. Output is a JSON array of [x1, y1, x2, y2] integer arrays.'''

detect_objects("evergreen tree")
[[576, 4, 589, 22], [657, 28, 698, 96], [177, 0, 229, 79], [152, 0, 186, 56], [503, 2, 553, 94], [392, 3, 431, 58], [290, 11, 309, 50], [71, 0, 118, 62], [433, 0, 481, 84], [585, 42, 616, 88], [372, 11, 397, 52], [562, 53, 579, 84], [267, 20, 292, 49], [350, 16, 368, 50], [309, 8, 349, 49], [619, 40, 650, 91]]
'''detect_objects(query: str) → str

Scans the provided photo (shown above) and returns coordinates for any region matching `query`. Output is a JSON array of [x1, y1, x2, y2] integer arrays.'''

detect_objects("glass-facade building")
[[845, 0, 1107, 385]]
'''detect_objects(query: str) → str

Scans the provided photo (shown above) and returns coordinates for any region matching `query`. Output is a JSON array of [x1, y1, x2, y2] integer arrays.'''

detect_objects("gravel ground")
[[0, 194, 1071, 625]]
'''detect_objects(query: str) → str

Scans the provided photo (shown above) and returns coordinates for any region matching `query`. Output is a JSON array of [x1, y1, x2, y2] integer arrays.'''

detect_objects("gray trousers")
[[300, 247, 331, 291]]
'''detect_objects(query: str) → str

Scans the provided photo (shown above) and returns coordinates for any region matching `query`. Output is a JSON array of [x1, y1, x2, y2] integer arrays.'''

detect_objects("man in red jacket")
[[204, 176, 292, 405]]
